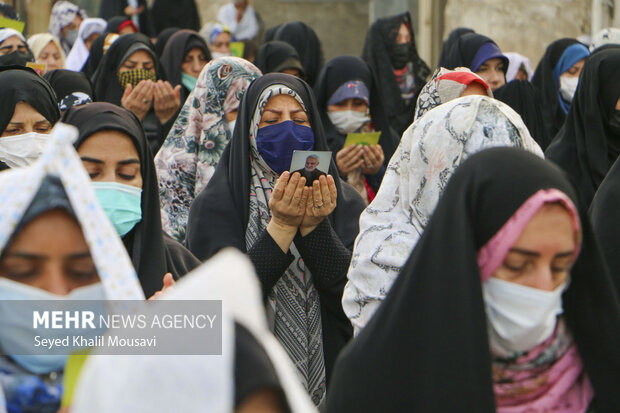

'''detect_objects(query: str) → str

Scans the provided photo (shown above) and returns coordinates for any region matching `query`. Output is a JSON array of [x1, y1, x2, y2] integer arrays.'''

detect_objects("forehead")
[[2, 35, 24, 46], [482, 57, 504, 66], [264, 94, 304, 111], [78, 130, 139, 160], [10, 102, 46, 122], [124, 49, 154, 63]]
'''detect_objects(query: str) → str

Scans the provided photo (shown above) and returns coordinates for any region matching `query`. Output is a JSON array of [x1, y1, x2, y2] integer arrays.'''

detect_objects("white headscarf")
[[504, 52, 534, 81], [216, 2, 258, 40], [0, 123, 145, 409], [48, 1, 87, 54], [0, 28, 25, 46], [65, 18, 106, 71], [342, 96, 544, 335], [71, 248, 318, 413], [27, 33, 66, 68], [591, 28, 620, 51]]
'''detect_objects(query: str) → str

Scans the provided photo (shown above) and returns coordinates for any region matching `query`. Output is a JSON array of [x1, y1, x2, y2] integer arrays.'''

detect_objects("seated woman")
[[155, 57, 261, 242], [328, 147, 620, 412], [91, 33, 180, 155], [441, 32, 508, 91], [185, 73, 366, 407], [0, 66, 59, 170], [63, 102, 200, 298], [27, 33, 65, 73], [48, 1, 86, 55], [532, 38, 590, 139], [0, 125, 145, 413], [160, 29, 211, 104], [272, 21, 324, 87], [362, 12, 430, 136], [545, 47, 620, 208], [201, 23, 233, 59], [314, 55, 398, 204], [255, 40, 305, 79], [343, 95, 542, 335]]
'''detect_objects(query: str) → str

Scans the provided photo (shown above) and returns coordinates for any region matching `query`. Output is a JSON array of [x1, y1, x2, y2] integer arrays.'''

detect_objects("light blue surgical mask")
[[92, 182, 142, 237], [0, 278, 107, 374], [181, 72, 198, 91]]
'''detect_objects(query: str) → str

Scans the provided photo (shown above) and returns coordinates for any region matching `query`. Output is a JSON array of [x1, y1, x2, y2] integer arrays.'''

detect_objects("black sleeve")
[[162, 232, 201, 280], [247, 229, 295, 297], [292, 219, 351, 291]]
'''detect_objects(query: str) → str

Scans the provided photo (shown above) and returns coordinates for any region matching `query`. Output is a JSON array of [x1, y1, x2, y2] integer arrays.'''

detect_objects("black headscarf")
[[590, 156, 620, 298], [545, 47, 620, 208], [313, 55, 397, 163], [264, 24, 281, 43], [151, 0, 200, 34], [437, 27, 474, 68], [99, 0, 153, 36], [0, 65, 59, 134], [361, 12, 430, 136], [81, 33, 108, 80], [62, 102, 200, 297], [494, 79, 550, 149], [532, 38, 583, 139], [254, 40, 304, 77], [154, 27, 180, 57], [440, 32, 507, 73], [92, 33, 165, 106], [327, 147, 620, 413], [44, 69, 95, 104], [272, 21, 323, 86], [106, 16, 134, 34], [160, 29, 210, 103]]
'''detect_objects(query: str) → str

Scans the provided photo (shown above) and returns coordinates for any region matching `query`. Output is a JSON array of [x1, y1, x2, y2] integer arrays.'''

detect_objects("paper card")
[[26, 62, 47, 76], [0, 17, 24, 33], [343, 131, 381, 147], [230, 41, 245, 58], [290, 150, 332, 186]]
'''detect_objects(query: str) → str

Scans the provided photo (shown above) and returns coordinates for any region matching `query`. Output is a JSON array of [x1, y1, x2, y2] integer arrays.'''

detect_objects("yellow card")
[[0, 17, 24, 33], [26, 62, 47, 76], [230, 41, 245, 58], [343, 131, 381, 147]]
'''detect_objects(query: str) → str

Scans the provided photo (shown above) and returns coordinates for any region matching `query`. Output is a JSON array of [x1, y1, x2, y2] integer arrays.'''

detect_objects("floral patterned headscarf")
[[155, 57, 261, 242]]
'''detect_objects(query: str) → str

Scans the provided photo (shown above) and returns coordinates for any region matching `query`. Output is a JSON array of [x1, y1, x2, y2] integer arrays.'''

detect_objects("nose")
[[40, 264, 72, 295], [532, 265, 556, 292], [192, 59, 203, 75]]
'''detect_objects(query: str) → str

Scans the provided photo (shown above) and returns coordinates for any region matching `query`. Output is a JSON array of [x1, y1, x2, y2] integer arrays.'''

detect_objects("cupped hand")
[[153, 80, 181, 125], [360, 144, 384, 175], [300, 174, 337, 235], [121, 80, 153, 121]]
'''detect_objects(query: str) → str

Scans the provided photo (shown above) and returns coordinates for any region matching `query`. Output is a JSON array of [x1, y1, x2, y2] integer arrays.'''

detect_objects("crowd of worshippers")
[[0, 0, 619, 411]]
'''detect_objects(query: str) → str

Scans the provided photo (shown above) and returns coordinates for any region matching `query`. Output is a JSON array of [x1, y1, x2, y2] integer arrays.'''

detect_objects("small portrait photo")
[[290, 150, 332, 186]]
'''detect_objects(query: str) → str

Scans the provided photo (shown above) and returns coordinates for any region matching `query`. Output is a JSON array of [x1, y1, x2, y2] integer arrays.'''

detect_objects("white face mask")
[[483, 277, 569, 356], [327, 110, 370, 135], [211, 52, 231, 59], [0, 132, 50, 168], [227, 119, 236, 134], [559, 76, 579, 102]]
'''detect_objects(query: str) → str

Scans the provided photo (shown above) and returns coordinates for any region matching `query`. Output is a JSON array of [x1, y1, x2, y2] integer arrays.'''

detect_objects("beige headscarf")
[[27, 33, 66, 70]]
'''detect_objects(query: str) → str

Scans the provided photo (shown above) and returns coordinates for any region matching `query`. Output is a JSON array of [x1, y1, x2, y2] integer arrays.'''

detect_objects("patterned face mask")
[[117, 68, 156, 89]]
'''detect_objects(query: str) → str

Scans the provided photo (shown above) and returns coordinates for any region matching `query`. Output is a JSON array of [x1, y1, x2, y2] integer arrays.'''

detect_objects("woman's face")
[[2, 102, 52, 137], [475, 57, 506, 91], [211, 32, 232, 54], [327, 98, 368, 114], [37, 41, 63, 72], [61, 14, 82, 40], [492, 203, 577, 291], [118, 24, 137, 35], [560, 58, 585, 79], [182, 46, 208, 78], [0, 35, 26, 55], [78, 130, 143, 189], [118, 49, 155, 73], [258, 94, 310, 128], [396, 23, 410, 45], [0, 209, 98, 294]]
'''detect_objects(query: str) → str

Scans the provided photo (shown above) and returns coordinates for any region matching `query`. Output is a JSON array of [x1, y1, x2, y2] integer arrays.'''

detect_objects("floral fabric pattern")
[[342, 96, 543, 335], [155, 57, 261, 241]]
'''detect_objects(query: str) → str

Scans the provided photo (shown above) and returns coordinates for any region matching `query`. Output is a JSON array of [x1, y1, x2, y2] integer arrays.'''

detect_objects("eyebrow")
[[4, 251, 92, 260], [263, 108, 306, 114], [80, 156, 104, 164], [117, 159, 140, 166], [81, 157, 140, 166], [508, 248, 575, 258]]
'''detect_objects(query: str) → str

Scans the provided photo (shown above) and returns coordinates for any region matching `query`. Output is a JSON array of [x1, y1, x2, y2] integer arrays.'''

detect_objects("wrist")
[[268, 218, 298, 235]]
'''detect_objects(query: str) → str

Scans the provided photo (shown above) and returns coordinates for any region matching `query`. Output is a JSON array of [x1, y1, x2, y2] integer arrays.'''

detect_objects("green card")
[[230, 41, 245, 58], [343, 131, 381, 147], [0, 17, 24, 33]]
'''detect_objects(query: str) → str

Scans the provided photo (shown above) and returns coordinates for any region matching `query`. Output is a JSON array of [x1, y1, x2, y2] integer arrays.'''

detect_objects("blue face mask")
[[0, 278, 107, 374], [255, 120, 314, 175], [92, 182, 142, 237], [181, 72, 198, 91]]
